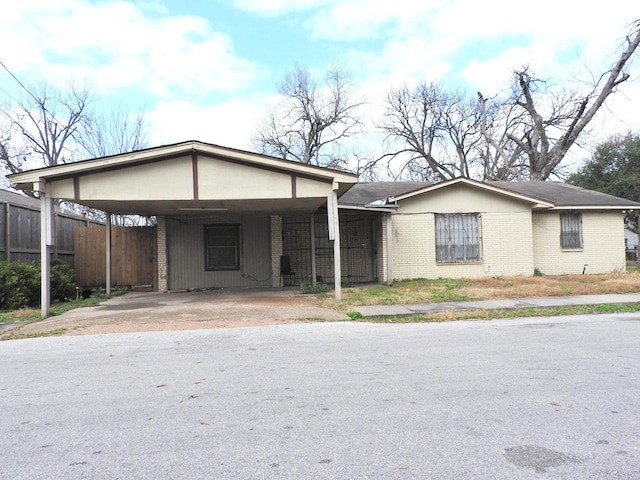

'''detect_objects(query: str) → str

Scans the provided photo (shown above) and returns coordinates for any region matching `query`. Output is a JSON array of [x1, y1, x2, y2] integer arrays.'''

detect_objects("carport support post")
[[105, 212, 112, 297], [310, 214, 317, 285], [327, 191, 341, 301], [386, 213, 393, 286], [40, 188, 54, 318]]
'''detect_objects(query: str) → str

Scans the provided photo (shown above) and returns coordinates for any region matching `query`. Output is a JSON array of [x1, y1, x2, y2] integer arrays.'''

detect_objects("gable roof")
[[8, 140, 358, 192], [346, 178, 640, 211], [338, 181, 431, 207], [6, 141, 360, 216], [390, 177, 555, 208]]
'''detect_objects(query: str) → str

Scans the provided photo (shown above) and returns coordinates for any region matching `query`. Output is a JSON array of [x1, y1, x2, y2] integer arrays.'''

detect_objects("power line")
[[0, 57, 87, 160], [0, 59, 44, 107]]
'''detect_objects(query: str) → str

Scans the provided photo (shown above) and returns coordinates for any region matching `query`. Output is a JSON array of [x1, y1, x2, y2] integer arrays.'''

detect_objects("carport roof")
[[8, 140, 357, 188], [7, 141, 358, 216]]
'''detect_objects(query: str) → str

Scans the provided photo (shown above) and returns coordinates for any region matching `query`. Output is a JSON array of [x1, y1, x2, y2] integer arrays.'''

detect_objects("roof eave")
[[547, 205, 640, 211]]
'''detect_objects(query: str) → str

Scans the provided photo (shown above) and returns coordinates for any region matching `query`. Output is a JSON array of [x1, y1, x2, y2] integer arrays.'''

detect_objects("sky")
[[1, 0, 639, 173]]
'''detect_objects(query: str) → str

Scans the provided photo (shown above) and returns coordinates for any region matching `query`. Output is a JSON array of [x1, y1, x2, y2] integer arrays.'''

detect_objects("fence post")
[[4, 202, 9, 262]]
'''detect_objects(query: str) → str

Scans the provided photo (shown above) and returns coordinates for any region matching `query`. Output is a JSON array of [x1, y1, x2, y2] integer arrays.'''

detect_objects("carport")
[[8, 141, 358, 316]]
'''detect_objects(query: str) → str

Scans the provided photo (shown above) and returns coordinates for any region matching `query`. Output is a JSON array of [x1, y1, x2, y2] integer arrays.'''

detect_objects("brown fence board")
[[73, 226, 157, 289]]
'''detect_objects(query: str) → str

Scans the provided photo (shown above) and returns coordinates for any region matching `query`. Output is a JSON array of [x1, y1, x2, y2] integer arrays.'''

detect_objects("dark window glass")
[[205, 224, 240, 270], [560, 214, 582, 249], [435, 213, 481, 263]]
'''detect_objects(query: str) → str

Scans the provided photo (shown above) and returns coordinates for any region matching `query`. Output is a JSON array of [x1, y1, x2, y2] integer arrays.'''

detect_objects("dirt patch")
[[9, 289, 348, 337]]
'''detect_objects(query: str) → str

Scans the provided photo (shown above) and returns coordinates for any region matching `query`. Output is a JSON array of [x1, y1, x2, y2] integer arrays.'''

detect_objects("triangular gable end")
[[389, 177, 555, 209]]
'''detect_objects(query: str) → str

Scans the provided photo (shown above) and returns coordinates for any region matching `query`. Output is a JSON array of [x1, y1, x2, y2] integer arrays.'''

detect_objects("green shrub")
[[0, 261, 39, 310], [50, 259, 78, 302], [0, 260, 79, 310], [533, 268, 544, 277]]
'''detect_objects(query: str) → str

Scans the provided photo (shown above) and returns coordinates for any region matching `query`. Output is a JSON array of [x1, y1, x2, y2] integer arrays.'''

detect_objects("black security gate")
[[282, 213, 379, 285]]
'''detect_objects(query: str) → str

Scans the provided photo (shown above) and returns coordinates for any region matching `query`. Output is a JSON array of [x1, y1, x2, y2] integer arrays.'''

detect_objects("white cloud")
[[231, 0, 330, 15], [0, 1, 260, 99], [146, 96, 270, 150]]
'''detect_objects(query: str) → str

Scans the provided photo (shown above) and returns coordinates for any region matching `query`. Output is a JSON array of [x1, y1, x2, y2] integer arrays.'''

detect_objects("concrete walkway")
[[355, 293, 640, 318]]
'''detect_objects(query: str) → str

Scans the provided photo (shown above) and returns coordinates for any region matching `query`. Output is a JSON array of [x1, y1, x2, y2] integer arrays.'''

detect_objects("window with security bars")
[[435, 213, 481, 263], [204, 224, 240, 270], [560, 214, 582, 249]]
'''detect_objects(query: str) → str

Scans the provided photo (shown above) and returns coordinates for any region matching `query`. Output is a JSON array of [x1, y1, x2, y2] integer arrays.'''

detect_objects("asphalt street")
[[1, 314, 639, 479]]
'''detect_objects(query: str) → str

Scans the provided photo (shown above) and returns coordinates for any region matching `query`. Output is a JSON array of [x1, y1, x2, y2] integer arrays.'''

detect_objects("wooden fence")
[[0, 190, 102, 265], [73, 226, 157, 289]]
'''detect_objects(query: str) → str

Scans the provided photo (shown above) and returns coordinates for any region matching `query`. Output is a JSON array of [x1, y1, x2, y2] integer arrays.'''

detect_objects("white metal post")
[[386, 213, 393, 286], [40, 191, 53, 318], [106, 212, 112, 296], [327, 192, 341, 300]]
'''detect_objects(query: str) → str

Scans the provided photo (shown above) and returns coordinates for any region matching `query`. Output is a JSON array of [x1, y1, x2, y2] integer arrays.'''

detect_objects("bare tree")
[[1, 82, 151, 225], [476, 92, 530, 180], [480, 19, 640, 181], [253, 65, 363, 169], [1, 83, 92, 177], [77, 103, 148, 158], [379, 82, 482, 181]]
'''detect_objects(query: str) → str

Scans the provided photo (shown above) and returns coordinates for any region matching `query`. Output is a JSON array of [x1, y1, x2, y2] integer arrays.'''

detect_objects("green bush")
[[0, 260, 79, 310], [0, 261, 39, 310], [50, 259, 79, 302]]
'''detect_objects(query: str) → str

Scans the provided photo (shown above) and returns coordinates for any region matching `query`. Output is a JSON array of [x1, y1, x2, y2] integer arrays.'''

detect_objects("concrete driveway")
[[11, 288, 348, 336]]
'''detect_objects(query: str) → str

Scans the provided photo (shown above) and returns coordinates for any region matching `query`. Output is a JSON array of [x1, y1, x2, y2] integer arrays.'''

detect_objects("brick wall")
[[270, 215, 283, 287], [389, 211, 534, 280], [532, 212, 626, 275], [156, 216, 168, 291]]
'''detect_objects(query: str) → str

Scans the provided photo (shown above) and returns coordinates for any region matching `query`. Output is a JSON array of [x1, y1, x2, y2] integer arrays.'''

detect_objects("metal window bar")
[[282, 214, 378, 285], [435, 213, 480, 262], [560, 214, 582, 249]]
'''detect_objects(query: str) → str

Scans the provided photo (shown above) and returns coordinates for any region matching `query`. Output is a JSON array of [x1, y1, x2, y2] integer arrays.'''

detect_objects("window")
[[435, 213, 481, 263], [205, 224, 240, 270], [560, 214, 582, 249]]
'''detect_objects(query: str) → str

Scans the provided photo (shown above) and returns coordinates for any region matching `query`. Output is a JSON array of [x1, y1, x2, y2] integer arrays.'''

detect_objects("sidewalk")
[[354, 293, 640, 318]]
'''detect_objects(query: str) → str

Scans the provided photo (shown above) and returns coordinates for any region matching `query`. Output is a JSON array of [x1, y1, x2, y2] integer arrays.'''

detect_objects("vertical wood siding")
[[166, 214, 271, 290], [73, 226, 157, 288]]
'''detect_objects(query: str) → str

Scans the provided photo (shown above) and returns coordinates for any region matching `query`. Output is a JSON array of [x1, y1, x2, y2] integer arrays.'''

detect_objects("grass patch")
[[1, 328, 68, 340], [0, 290, 129, 324], [360, 302, 640, 323], [300, 282, 332, 294], [626, 263, 640, 274], [318, 272, 640, 314]]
